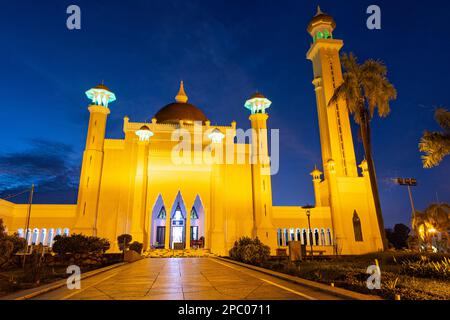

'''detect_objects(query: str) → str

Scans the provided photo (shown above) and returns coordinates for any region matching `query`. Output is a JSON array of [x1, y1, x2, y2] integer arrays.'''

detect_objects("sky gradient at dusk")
[[0, 0, 449, 228]]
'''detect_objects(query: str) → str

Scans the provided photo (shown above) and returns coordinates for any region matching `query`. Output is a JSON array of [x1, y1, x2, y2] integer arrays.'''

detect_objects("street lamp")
[[393, 177, 417, 231], [302, 204, 315, 259]]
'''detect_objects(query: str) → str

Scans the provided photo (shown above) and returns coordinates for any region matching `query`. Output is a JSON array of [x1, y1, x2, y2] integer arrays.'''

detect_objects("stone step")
[[144, 248, 215, 258]]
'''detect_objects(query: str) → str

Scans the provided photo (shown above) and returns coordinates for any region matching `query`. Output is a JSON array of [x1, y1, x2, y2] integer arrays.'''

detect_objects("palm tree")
[[329, 53, 397, 250], [419, 108, 450, 168]]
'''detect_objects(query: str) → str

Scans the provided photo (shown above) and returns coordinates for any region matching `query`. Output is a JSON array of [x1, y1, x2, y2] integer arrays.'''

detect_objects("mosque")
[[0, 8, 384, 256]]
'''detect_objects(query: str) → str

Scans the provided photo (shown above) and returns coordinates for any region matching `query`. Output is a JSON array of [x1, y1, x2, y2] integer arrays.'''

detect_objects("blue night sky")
[[0, 0, 449, 228]]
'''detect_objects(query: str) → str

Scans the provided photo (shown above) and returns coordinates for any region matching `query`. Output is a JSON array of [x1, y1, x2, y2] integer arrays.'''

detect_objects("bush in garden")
[[0, 219, 26, 268], [52, 233, 110, 255], [401, 256, 450, 279], [229, 237, 271, 266], [129, 241, 143, 254], [117, 234, 132, 251]]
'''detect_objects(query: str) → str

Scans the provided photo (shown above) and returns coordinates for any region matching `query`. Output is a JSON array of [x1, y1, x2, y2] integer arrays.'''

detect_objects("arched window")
[[283, 228, 289, 246], [56, 228, 62, 236], [32, 228, 39, 244], [302, 229, 307, 245], [26, 228, 32, 245], [327, 228, 332, 245], [277, 229, 282, 247], [172, 204, 184, 220], [320, 228, 326, 245], [190, 207, 199, 220], [157, 206, 166, 220], [290, 228, 295, 241], [40, 228, 47, 246], [296, 228, 301, 241], [17, 229, 24, 238], [353, 211, 363, 242], [308, 229, 313, 246], [314, 229, 319, 245], [48, 228, 55, 247], [63, 228, 70, 237]]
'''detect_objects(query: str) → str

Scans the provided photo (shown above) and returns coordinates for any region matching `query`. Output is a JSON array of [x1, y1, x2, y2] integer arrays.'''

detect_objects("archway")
[[150, 194, 167, 248], [169, 191, 188, 249]]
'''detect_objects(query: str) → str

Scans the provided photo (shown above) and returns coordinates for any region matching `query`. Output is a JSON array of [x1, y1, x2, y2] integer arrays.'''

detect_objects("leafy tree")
[[329, 53, 397, 250], [419, 108, 450, 168], [229, 237, 270, 266], [0, 219, 26, 267], [117, 234, 132, 251], [386, 224, 410, 249], [413, 203, 450, 248], [0, 218, 6, 237], [129, 241, 143, 254]]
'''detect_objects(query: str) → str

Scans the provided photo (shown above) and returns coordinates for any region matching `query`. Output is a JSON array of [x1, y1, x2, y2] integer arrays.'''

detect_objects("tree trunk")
[[359, 111, 388, 250]]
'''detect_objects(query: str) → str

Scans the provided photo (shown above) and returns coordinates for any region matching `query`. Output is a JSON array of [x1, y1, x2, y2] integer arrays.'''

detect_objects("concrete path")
[[28, 258, 348, 300]]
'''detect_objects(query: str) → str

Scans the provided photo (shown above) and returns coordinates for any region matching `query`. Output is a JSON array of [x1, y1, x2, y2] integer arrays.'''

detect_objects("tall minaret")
[[306, 6, 358, 179], [74, 84, 116, 236], [245, 93, 277, 252]]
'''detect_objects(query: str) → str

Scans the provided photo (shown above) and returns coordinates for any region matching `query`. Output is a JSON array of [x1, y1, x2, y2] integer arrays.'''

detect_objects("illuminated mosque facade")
[[0, 9, 384, 256]]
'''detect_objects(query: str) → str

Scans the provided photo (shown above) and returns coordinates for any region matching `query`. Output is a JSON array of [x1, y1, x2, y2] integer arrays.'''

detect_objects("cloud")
[[0, 139, 80, 203]]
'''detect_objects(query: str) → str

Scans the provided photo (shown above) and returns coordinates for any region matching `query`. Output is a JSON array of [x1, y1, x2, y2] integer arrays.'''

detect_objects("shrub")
[[0, 219, 26, 267], [117, 234, 132, 251], [129, 241, 143, 254], [229, 237, 270, 266], [401, 256, 450, 279], [52, 233, 110, 255]]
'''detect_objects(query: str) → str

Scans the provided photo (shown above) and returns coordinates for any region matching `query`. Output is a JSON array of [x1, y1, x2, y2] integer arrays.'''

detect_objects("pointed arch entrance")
[[169, 191, 188, 249], [150, 194, 166, 248]]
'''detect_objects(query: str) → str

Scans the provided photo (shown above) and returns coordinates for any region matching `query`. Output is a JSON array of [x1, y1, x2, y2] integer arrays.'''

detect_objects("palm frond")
[[419, 131, 450, 168], [435, 108, 450, 131], [332, 52, 397, 124]]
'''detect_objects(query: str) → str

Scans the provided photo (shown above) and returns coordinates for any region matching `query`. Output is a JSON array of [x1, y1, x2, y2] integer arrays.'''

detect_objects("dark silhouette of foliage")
[[0, 219, 26, 267], [419, 108, 450, 168], [117, 234, 132, 251], [386, 224, 410, 249], [52, 233, 110, 255], [129, 241, 143, 254]]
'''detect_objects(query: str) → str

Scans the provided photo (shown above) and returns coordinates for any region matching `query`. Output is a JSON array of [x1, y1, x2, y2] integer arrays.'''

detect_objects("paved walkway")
[[31, 258, 345, 300]]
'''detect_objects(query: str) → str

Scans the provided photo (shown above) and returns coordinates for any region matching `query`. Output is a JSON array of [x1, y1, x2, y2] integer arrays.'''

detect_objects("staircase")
[[144, 248, 216, 258]]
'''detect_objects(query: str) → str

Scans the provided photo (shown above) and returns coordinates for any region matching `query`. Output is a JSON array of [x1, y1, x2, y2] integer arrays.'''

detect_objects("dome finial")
[[175, 80, 188, 103], [316, 5, 323, 16]]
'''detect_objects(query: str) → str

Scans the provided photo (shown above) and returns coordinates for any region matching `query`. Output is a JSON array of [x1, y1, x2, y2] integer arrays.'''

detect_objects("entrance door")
[[156, 226, 165, 248], [191, 226, 198, 241], [172, 226, 184, 248]]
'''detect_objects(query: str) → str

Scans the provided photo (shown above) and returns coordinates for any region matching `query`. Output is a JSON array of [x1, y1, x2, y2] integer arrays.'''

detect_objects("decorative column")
[[130, 125, 153, 243], [208, 128, 226, 255], [164, 206, 171, 249]]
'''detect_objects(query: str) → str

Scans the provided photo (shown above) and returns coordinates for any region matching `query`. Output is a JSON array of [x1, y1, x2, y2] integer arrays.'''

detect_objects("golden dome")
[[154, 102, 208, 124], [154, 81, 208, 124]]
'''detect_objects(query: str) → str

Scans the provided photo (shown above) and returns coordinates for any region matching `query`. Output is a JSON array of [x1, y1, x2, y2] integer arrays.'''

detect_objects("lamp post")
[[22, 184, 34, 268], [393, 178, 417, 230], [302, 204, 315, 259]]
